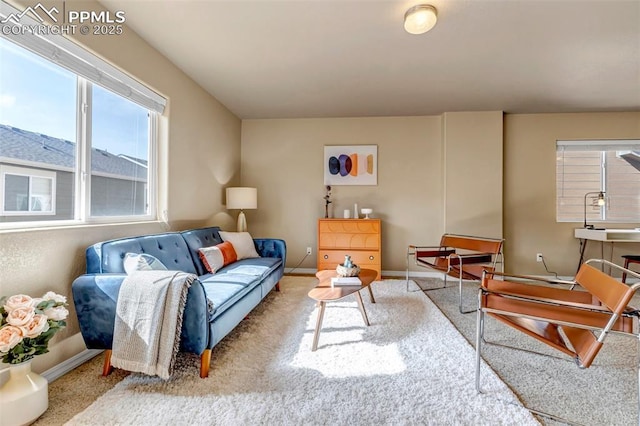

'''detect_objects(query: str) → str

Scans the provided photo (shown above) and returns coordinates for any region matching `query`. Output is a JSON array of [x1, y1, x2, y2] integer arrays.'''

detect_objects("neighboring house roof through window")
[[0, 124, 147, 181]]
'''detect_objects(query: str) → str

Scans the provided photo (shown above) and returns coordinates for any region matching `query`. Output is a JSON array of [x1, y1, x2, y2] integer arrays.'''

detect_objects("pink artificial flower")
[[41, 291, 67, 304], [3, 294, 34, 312], [43, 305, 69, 321], [21, 314, 50, 338], [0, 326, 23, 353], [6, 306, 36, 327]]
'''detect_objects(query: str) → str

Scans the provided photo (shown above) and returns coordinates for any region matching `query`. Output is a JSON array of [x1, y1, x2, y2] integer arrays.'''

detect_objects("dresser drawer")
[[317, 250, 380, 268], [318, 233, 380, 250], [319, 219, 380, 235]]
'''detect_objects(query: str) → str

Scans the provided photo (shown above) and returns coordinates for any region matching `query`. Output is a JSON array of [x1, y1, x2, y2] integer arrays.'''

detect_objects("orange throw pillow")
[[198, 241, 238, 274]]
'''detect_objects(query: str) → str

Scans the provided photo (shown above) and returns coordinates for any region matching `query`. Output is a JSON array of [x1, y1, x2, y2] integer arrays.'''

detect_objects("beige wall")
[[241, 113, 504, 273], [243, 112, 639, 278], [504, 112, 640, 276], [443, 111, 503, 237], [0, 0, 241, 373]]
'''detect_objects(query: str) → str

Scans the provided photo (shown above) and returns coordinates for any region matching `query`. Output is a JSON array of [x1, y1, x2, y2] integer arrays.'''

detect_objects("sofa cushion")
[[198, 242, 237, 274], [180, 227, 224, 276], [218, 257, 282, 278], [219, 231, 260, 260], [123, 253, 167, 274], [200, 273, 262, 319]]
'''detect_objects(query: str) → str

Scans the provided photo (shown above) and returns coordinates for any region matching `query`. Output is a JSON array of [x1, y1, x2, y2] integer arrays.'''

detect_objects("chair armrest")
[[485, 271, 577, 287], [483, 285, 605, 312], [416, 248, 456, 258], [409, 244, 443, 250], [448, 252, 493, 266], [254, 238, 287, 264]]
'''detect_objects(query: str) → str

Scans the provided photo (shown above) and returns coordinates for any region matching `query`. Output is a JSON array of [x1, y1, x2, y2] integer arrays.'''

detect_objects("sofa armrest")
[[72, 273, 210, 355], [254, 238, 287, 265], [72, 273, 125, 350]]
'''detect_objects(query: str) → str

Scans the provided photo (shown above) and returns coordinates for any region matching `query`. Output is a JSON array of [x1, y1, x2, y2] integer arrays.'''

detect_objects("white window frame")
[[0, 1, 164, 229], [0, 165, 56, 216], [556, 139, 640, 224]]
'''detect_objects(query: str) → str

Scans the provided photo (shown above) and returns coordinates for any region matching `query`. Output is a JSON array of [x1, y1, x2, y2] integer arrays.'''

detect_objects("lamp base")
[[237, 211, 247, 232]]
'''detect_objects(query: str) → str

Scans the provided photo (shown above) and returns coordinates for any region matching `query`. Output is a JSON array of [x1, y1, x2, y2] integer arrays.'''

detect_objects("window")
[[90, 85, 150, 217], [0, 3, 165, 227], [0, 166, 55, 215], [556, 140, 640, 224]]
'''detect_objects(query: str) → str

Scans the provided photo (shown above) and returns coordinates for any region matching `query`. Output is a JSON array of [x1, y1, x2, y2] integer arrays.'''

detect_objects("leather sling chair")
[[475, 259, 640, 424], [406, 234, 504, 313]]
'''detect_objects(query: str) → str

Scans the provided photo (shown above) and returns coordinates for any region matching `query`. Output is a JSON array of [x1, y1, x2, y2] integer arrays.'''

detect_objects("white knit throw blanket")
[[111, 270, 196, 380]]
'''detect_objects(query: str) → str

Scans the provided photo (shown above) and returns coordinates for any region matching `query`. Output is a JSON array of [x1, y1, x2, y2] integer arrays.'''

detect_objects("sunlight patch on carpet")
[[291, 301, 406, 378]]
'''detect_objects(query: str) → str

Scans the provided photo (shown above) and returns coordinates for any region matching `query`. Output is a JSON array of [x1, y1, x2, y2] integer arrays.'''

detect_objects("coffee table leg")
[[355, 291, 370, 326], [367, 285, 376, 303], [312, 301, 326, 351]]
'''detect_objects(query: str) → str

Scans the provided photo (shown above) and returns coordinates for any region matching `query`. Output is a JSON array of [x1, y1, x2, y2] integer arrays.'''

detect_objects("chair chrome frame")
[[406, 234, 504, 314], [475, 259, 640, 425]]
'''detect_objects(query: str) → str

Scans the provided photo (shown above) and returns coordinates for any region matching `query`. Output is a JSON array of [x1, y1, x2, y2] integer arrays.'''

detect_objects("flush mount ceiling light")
[[404, 4, 438, 35]]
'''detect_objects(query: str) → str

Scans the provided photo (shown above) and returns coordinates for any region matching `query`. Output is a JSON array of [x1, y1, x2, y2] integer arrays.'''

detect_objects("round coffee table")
[[308, 268, 377, 351]]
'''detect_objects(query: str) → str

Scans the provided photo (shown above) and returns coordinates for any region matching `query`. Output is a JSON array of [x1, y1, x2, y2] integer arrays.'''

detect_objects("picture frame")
[[323, 145, 377, 186]]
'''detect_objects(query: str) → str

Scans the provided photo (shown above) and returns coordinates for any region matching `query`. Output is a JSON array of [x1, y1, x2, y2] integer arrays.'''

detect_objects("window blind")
[[556, 140, 640, 223], [557, 140, 640, 151], [0, 2, 166, 113]]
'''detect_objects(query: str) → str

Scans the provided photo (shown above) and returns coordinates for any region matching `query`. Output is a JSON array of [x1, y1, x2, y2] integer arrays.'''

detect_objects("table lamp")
[[226, 187, 257, 232], [583, 191, 605, 229]]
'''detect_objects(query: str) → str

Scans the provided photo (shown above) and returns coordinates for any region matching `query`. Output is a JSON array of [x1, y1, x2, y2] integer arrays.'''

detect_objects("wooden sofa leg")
[[102, 349, 113, 376], [275, 282, 280, 292], [200, 349, 211, 378]]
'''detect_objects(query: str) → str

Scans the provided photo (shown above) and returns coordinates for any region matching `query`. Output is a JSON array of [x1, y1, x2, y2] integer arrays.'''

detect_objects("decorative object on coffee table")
[[336, 255, 360, 277]]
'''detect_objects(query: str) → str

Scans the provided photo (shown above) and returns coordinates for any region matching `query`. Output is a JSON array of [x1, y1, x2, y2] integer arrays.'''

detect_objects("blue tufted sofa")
[[71, 226, 286, 378]]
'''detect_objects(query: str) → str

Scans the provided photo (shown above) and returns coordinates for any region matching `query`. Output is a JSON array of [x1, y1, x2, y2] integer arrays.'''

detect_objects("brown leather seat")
[[475, 259, 640, 422]]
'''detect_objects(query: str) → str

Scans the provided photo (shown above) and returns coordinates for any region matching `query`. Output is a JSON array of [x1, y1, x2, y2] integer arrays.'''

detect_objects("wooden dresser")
[[317, 219, 381, 280]]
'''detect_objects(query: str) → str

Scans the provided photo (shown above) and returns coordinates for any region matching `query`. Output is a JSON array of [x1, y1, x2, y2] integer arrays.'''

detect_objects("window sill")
[[0, 219, 167, 235]]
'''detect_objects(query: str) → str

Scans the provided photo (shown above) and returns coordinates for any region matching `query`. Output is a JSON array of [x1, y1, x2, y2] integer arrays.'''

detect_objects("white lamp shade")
[[226, 187, 257, 210], [404, 5, 438, 35]]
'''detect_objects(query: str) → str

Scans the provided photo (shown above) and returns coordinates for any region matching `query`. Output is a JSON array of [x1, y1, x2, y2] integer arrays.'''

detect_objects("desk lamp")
[[226, 187, 257, 232], [583, 191, 605, 229]]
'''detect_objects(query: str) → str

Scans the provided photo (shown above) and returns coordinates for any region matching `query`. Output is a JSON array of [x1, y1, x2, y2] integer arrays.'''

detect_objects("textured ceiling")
[[99, 0, 640, 119]]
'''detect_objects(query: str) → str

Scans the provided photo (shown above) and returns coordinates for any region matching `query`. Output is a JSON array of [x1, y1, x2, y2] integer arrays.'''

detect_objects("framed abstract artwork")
[[323, 145, 377, 186]]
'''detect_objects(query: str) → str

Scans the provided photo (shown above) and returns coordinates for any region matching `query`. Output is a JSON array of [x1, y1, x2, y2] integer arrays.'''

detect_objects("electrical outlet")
[[536, 253, 543, 262], [306, 247, 312, 255]]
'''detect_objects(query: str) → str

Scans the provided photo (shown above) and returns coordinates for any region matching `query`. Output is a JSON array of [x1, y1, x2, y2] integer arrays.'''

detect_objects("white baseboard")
[[42, 349, 103, 383], [285, 268, 442, 279], [285, 267, 317, 275]]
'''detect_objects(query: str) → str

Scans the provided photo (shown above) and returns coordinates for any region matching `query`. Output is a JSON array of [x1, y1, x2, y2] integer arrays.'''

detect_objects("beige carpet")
[[37, 276, 538, 425]]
